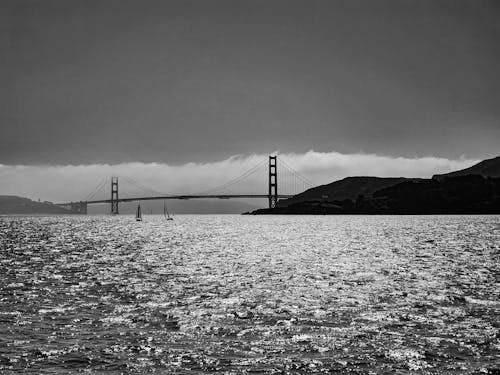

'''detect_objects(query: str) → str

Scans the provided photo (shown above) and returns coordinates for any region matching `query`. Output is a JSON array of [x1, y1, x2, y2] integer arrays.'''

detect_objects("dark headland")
[[246, 156, 500, 215]]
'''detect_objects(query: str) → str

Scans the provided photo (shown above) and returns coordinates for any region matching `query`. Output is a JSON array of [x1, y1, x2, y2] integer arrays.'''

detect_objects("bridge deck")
[[58, 194, 294, 205]]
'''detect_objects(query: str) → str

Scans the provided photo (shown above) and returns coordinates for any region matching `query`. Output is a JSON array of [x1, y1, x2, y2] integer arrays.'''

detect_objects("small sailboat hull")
[[136, 204, 142, 221]]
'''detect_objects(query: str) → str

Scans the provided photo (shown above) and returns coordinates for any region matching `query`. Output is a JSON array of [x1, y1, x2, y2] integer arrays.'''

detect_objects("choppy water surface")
[[0, 215, 499, 374]]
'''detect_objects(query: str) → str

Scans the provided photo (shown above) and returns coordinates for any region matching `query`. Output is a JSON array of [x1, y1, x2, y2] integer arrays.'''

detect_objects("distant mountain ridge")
[[433, 156, 500, 179], [0, 196, 71, 214]]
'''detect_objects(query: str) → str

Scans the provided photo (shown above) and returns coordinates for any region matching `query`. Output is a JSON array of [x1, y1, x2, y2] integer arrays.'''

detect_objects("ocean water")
[[0, 215, 499, 374]]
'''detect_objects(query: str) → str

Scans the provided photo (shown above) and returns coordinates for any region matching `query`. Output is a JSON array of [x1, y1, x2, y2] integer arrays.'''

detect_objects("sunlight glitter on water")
[[0, 215, 499, 374]]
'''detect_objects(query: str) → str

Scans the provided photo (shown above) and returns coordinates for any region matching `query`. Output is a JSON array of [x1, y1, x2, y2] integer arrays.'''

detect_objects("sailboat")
[[136, 204, 142, 221], [163, 201, 173, 221]]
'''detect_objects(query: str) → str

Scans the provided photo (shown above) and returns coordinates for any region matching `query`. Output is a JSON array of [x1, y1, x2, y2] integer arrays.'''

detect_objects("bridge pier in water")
[[59, 201, 87, 214], [72, 201, 87, 214]]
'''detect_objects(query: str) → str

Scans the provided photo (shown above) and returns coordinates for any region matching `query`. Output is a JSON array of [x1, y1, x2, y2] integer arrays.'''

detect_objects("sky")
[[1, 0, 499, 201]]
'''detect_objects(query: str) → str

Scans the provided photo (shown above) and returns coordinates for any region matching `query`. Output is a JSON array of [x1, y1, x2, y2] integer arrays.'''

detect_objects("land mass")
[[275, 176, 418, 208], [433, 156, 500, 179], [0, 196, 73, 215], [248, 156, 500, 215]]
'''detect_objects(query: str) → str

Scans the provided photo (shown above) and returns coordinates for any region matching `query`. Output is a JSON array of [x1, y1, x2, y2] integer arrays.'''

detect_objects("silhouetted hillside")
[[277, 176, 413, 207], [0, 196, 71, 214], [433, 156, 500, 179], [369, 175, 500, 214], [248, 175, 500, 215]]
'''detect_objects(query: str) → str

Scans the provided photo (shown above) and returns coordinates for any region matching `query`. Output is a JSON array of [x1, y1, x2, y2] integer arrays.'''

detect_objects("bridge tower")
[[111, 177, 119, 214], [268, 155, 278, 208]]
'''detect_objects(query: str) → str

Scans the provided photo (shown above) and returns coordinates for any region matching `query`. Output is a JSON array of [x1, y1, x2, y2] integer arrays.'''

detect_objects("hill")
[[0, 196, 72, 215], [433, 156, 500, 179], [369, 175, 500, 214], [276, 176, 413, 207], [249, 175, 500, 215]]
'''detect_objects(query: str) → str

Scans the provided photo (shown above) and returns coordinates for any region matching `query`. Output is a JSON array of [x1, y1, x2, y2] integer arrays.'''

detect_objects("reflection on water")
[[0, 215, 499, 373]]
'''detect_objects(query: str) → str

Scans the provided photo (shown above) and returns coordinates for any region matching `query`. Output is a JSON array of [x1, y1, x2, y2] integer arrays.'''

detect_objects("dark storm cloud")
[[1, 0, 499, 165]]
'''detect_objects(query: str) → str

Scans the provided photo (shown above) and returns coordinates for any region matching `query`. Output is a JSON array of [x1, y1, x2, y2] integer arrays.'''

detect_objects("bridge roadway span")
[[66, 194, 294, 205]]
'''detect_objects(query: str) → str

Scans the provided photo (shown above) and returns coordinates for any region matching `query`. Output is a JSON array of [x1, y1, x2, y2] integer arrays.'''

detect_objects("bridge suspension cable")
[[193, 158, 268, 195], [83, 177, 108, 201], [120, 176, 176, 197], [278, 158, 314, 195]]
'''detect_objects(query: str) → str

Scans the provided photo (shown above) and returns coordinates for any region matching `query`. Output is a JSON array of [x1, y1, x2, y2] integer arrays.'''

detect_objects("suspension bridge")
[[56, 155, 314, 214]]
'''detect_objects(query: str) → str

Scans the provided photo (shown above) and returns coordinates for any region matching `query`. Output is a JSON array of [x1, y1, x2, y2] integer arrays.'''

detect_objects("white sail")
[[164, 201, 173, 220]]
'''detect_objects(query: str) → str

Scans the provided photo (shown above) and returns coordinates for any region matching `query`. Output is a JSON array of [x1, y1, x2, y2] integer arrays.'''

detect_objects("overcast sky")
[[2, 0, 499, 166], [1, 0, 499, 201]]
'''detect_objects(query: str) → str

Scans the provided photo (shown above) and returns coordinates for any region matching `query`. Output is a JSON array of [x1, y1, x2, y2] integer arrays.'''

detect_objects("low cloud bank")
[[0, 151, 478, 202]]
